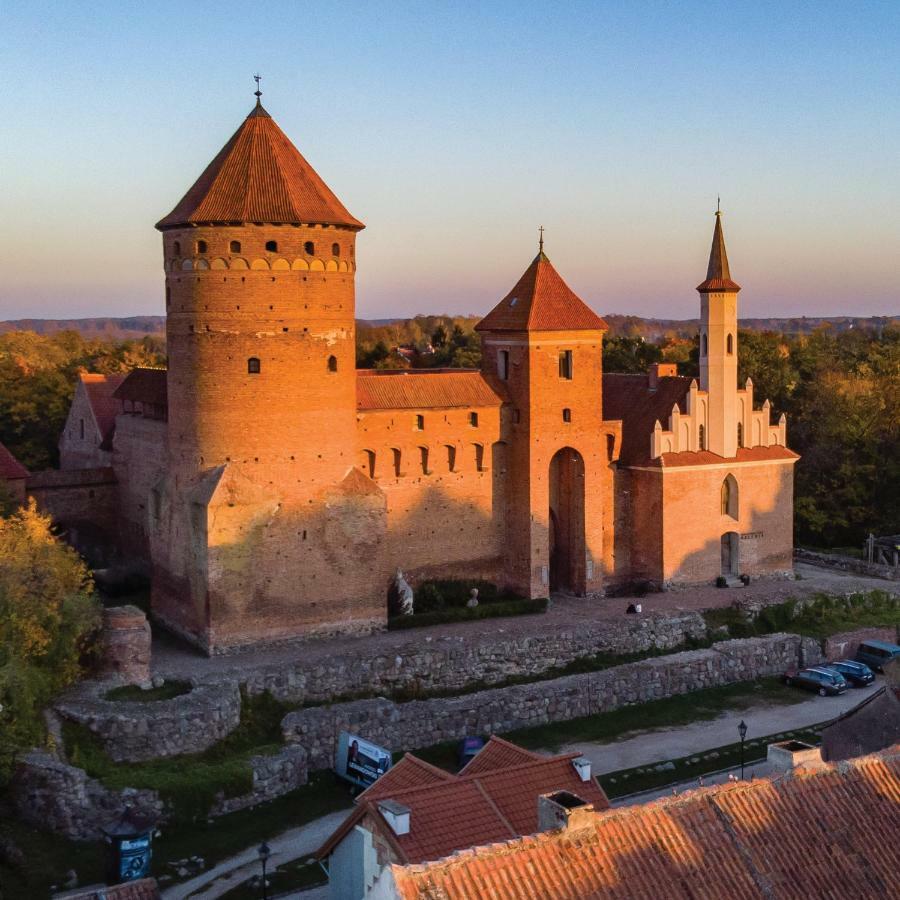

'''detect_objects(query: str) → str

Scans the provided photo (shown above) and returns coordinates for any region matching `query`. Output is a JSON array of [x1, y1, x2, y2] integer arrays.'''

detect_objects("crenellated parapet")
[[650, 376, 787, 459]]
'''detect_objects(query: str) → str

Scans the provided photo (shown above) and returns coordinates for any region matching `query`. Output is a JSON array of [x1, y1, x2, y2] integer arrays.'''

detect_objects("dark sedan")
[[783, 667, 848, 696], [824, 659, 875, 687]]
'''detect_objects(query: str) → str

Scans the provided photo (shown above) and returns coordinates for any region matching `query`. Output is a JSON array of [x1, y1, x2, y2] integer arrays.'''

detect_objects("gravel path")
[[151, 563, 894, 681]]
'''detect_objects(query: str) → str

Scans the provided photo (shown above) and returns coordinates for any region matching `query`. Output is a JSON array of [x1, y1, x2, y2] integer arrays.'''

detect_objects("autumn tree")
[[0, 501, 101, 775]]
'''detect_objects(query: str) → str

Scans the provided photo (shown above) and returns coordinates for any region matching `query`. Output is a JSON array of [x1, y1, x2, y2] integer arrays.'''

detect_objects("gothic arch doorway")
[[721, 531, 740, 577], [549, 447, 586, 594]]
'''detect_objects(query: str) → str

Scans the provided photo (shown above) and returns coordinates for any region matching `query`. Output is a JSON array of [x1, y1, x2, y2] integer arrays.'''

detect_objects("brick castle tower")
[[151, 95, 381, 649]]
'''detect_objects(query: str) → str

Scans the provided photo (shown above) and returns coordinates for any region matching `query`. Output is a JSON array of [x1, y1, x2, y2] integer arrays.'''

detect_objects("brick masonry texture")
[[823, 626, 899, 661], [100, 605, 152, 685], [11, 746, 307, 841], [238, 611, 709, 704], [282, 634, 823, 770], [54, 680, 241, 762]]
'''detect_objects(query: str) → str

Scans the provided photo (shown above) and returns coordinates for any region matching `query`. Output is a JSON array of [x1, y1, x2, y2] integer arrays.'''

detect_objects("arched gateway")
[[549, 447, 586, 594]]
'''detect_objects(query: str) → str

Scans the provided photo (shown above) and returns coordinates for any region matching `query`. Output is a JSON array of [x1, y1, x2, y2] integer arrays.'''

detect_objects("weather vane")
[[538, 225, 544, 253], [253, 73, 262, 102], [717, 194, 721, 214]]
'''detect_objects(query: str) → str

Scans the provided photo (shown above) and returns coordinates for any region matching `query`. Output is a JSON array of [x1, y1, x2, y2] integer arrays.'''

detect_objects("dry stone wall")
[[240, 612, 709, 704], [55, 680, 241, 762], [283, 634, 822, 769]]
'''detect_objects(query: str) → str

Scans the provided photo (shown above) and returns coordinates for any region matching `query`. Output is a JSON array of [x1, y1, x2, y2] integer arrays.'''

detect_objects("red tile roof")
[[360, 755, 455, 801], [0, 441, 28, 480], [659, 445, 799, 467], [317, 738, 609, 866], [156, 103, 363, 231], [80, 373, 125, 448], [357, 370, 503, 411], [476, 253, 608, 333], [696, 211, 740, 293], [113, 368, 168, 408], [392, 744, 900, 899], [602, 373, 692, 466], [459, 735, 541, 776]]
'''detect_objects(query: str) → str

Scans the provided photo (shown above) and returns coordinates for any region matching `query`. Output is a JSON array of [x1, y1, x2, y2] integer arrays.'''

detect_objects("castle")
[[53, 98, 798, 653]]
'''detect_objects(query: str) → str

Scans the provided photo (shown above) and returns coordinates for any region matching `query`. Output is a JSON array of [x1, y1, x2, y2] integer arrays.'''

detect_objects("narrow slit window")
[[332, 242, 340, 257], [474, 443, 484, 471], [469, 411, 478, 427], [419, 446, 429, 474], [698, 423, 706, 450], [392, 448, 402, 477], [445, 445, 456, 472], [559, 350, 573, 380], [415, 414, 424, 431], [328, 355, 338, 373], [562, 408, 572, 423], [727, 333, 735, 355], [498, 349, 509, 381]]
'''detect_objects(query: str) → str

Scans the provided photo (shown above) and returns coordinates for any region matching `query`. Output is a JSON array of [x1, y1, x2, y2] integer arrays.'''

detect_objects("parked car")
[[854, 639, 900, 673], [458, 736, 484, 770], [783, 667, 848, 696], [824, 659, 875, 687]]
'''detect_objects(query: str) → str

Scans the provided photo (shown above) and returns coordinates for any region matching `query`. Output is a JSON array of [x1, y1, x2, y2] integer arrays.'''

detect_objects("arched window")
[[737, 421, 744, 448], [363, 449, 376, 479], [701, 333, 708, 357], [304, 241, 315, 255], [230, 240, 241, 253], [197, 240, 207, 254], [469, 411, 478, 427], [247, 357, 261, 374], [698, 423, 705, 450], [391, 448, 402, 477], [721, 474, 738, 518], [419, 446, 429, 474], [265, 240, 278, 252], [328, 355, 338, 373], [727, 333, 734, 355], [332, 242, 340, 257], [473, 443, 485, 472], [445, 445, 456, 472], [173, 240, 181, 255]]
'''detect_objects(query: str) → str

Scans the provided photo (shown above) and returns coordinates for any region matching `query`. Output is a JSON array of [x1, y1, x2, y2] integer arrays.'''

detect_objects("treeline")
[[1, 322, 896, 551], [0, 331, 166, 470]]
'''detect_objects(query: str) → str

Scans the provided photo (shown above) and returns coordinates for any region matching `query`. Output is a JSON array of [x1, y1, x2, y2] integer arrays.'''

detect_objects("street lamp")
[[738, 720, 748, 780], [257, 841, 271, 900]]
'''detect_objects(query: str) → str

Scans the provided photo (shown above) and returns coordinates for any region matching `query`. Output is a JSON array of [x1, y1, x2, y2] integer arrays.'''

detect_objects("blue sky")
[[2, 1, 898, 321]]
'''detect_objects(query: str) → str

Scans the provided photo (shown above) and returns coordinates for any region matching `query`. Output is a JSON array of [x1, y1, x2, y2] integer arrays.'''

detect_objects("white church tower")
[[697, 208, 740, 458]]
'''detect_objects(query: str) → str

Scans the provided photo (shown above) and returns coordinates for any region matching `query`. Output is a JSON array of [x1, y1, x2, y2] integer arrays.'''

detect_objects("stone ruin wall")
[[283, 633, 824, 769]]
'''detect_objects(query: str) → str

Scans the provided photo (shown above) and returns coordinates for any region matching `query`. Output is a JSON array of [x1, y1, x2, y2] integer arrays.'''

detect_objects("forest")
[[1, 321, 897, 551]]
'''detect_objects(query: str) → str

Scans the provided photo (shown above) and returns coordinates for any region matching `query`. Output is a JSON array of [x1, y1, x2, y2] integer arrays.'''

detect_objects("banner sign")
[[335, 731, 392, 789]]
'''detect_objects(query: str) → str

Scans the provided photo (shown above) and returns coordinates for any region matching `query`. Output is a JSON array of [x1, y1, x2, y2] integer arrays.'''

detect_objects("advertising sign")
[[116, 832, 152, 881], [335, 731, 392, 789]]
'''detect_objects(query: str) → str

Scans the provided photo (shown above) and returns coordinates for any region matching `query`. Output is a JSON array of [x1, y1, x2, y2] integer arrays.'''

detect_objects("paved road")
[[161, 809, 347, 900], [555, 678, 881, 774]]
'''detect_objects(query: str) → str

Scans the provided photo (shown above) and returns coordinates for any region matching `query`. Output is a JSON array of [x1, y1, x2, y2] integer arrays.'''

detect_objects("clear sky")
[[2, 1, 898, 322]]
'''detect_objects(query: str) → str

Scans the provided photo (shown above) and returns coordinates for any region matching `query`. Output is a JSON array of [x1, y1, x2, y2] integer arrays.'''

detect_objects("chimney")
[[572, 757, 592, 782], [537, 791, 594, 833], [766, 740, 824, 773], [648, 363, 678, 391], [377, 799, 410, 836]]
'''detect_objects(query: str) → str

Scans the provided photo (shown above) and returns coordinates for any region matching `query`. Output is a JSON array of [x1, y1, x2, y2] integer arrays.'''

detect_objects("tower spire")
[[697, 205, 740, 293], [538, 225, 544, 256], [253, 73, 262, 106]]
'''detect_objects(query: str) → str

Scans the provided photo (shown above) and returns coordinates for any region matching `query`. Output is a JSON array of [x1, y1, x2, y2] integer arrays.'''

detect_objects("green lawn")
[[502, 677, 803, 753]]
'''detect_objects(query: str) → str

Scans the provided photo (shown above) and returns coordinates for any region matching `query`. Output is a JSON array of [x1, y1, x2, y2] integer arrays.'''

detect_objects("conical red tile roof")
[[476, 252, 608, 333], [696, 211, 740, 292], [156, 102, 363, 230]]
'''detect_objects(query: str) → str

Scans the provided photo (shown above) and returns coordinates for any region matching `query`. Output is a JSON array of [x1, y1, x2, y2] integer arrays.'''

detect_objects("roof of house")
[[602, 373, 798, 468], [696, 210, 741, 293], [476, 252, 608, 333], [53, 877, 160, 899], [357, 369, 503, 411], [458, 735, 541, 776], [113, 368, 168, 408], [0, 441, 28, 480], [156, 102, 363, 231], [79, 373, 126, 449], [822, 681, 900, 762], [391, 744, 900, 899], [317, 736, 609, 866]]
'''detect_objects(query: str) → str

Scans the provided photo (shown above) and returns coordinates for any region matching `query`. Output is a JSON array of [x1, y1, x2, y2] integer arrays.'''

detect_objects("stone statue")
[[395, 569, 414, 616], [467, 588, 479, 608]]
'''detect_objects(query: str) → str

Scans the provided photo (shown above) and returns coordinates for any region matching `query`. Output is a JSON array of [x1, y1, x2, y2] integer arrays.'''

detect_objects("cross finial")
[[253, 73, 262, 105], [538, 225, 545, 254]]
